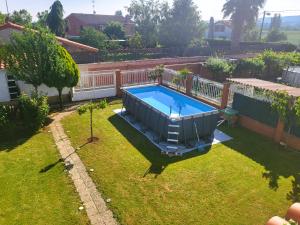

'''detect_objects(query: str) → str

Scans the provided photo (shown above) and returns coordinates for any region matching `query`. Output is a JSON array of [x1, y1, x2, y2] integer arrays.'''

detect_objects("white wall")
[[16, 81, 70, 97], [0, 70, 11, 102], [72, 88, 116, 101]]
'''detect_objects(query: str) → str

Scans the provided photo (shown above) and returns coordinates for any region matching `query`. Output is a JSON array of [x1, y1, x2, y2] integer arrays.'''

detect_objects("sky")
[[0, 0, 299, 21]]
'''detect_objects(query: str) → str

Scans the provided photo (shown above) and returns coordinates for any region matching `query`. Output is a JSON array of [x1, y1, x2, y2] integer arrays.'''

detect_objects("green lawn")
[[0, 126, 89, 225], [62, 101, 300, 225]]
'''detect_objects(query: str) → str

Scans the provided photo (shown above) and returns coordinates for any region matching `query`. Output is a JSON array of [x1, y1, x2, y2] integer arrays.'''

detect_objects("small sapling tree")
[[77, 99, 108, 142]]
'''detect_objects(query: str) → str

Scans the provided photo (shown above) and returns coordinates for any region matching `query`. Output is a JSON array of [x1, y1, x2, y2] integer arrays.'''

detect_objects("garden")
[[60, 100, 300, 225]]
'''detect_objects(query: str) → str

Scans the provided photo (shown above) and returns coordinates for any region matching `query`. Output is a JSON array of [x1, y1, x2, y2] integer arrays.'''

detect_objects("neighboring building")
[[206, 20, 232, 40], [0, 22, 98, 54], [65, 13, 135, 38], [0, 22, 98, 103]]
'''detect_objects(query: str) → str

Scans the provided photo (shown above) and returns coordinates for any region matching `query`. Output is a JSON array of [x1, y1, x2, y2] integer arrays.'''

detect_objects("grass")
[[0, 126, 89, 225], [62, 101, 300, 225]]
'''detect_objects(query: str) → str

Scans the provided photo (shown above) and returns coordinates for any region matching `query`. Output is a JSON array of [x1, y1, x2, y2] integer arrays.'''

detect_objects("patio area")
[[61, 101, 300, 225]]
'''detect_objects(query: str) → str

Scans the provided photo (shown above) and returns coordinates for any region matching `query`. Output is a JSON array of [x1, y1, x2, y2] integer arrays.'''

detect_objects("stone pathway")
[[49, 111, 118, 225]]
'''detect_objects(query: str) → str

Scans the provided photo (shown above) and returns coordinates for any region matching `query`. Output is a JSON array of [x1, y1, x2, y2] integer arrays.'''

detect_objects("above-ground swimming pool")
[[122, 85, 219, 146]]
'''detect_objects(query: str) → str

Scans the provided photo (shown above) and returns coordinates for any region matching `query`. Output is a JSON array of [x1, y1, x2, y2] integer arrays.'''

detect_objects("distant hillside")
[[258, 15, 300, 29]]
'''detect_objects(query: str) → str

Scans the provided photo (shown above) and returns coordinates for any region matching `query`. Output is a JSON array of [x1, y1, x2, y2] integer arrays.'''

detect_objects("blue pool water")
[[125, 85, 217, 117]]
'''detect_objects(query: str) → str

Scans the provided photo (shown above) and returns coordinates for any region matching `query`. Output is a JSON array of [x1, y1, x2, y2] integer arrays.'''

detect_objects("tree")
[[222, 0, 266, 50], [159, 0, 204, 47], [127, 0, 163, 47], [104, 21, 125, 40], [46, 0, 65, 36], [270, 13, 282, 31], [115, 10, 123, 16], [128, 32, 143, 48], [35, 10, 49, 28], [9, 9, 32, 25], [148, 64, 164, 82], [207, 17, 215, 39], [243, 27, 260, 42], [1, 27, 79, 109], [1, 27, 57, 90], [77, 99, 107, 142], [79, 27, 108, 50], [0, 12, 6, 24], [266, 29, 287, 42], [44, 46, 79, 109]]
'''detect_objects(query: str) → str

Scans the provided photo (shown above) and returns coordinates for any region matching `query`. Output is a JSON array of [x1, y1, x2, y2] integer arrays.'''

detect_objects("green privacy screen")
[[232, 93, 279, 128]]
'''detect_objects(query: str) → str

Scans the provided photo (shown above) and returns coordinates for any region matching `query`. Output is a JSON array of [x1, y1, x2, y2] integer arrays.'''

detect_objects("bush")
[[233, 58, 265, 78], [205, 57, 233, 82], [265, 29, 287, 42], [0, 105, 9, 128], [259, 50, 300, 80], [18, 93, 49, 129]]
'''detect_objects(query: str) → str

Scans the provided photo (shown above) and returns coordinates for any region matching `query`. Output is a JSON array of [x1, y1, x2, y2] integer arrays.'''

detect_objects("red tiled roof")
[[229, 78, 300, 97], [0, 22, 98, 53]]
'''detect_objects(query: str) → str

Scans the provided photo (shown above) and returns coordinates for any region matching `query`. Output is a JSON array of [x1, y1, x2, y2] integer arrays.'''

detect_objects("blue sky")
[[0, 0, 299, 21]]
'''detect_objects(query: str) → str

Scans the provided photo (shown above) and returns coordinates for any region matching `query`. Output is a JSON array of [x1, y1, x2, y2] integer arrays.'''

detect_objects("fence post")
[[274, 118, 285, 143], [116, 70, 122, 97], [220, 82, 230, 109], [185, 74, 193, 96]]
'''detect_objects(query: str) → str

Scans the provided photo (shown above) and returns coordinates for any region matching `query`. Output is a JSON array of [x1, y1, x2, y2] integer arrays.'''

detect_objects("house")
[[65, 13, 135, 38], [0, 22, 98, 54], [0, 22, 98, 103], [206, 20, 232, 40]]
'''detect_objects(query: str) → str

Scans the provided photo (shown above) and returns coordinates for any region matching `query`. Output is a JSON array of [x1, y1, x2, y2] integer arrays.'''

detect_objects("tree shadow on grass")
[[220, 125, 300, 202], [108, 114, 211, 178]]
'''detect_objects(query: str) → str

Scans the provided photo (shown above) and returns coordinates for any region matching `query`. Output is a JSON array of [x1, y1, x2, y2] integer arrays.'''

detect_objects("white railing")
[[121, 69, 155, 87], [162, 68, 186, 92], [191, 76, 224, 105], [74, 70, 116, 92]]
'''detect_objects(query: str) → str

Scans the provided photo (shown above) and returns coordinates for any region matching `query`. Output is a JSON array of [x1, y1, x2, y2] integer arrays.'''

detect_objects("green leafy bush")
[[0, 105, 9, 128], [18, 93, 49, 129], [234, 58, 265, 78], [205, 57, 233, 82], [259, 50, 300, 80]]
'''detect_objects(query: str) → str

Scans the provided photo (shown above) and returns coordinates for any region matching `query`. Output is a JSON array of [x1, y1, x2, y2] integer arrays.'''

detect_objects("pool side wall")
[[122, 88, 219, 144]]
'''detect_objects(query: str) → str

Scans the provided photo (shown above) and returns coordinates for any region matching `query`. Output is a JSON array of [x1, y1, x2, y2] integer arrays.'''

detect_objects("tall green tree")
[[104, 21, 125, 39], [127, 0, 163, 47], [207, 17, 215, 39], [1, 27, 57, 90], [35, 10, 49, 28], [222, 0, 266, 50], [115, 10, 123, 16], [79, 27, 108, 50], [159, 0, 204, 47], [1, 27, 79, 109], [9, 9, 32, 25], [46, 0, 65, 36], [44, 46, 79, 109], [270, 13, 282, 30]]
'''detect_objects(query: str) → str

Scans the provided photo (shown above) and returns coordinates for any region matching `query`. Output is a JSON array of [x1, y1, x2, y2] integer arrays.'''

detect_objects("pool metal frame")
[[122, 84, 219, 147]]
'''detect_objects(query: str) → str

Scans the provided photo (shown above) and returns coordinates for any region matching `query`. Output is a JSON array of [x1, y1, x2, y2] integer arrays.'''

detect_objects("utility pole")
[[259, 11, 271, 41], [5, 0, 10, 22], [92, 0, 96, 14]]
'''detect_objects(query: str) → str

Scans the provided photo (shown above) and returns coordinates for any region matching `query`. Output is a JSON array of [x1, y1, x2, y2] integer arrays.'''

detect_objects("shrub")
[[233, 58, 265, 78], [18, 93, 49, 129], [259, 50, 300, 80], [205, 57, 233, 82], [0, 105, 9, 128], [265, 29, 287, 42]]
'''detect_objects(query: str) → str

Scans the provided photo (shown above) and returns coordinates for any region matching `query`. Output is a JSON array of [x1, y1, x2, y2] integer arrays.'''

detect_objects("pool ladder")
[[165, 106, 181, 155]]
